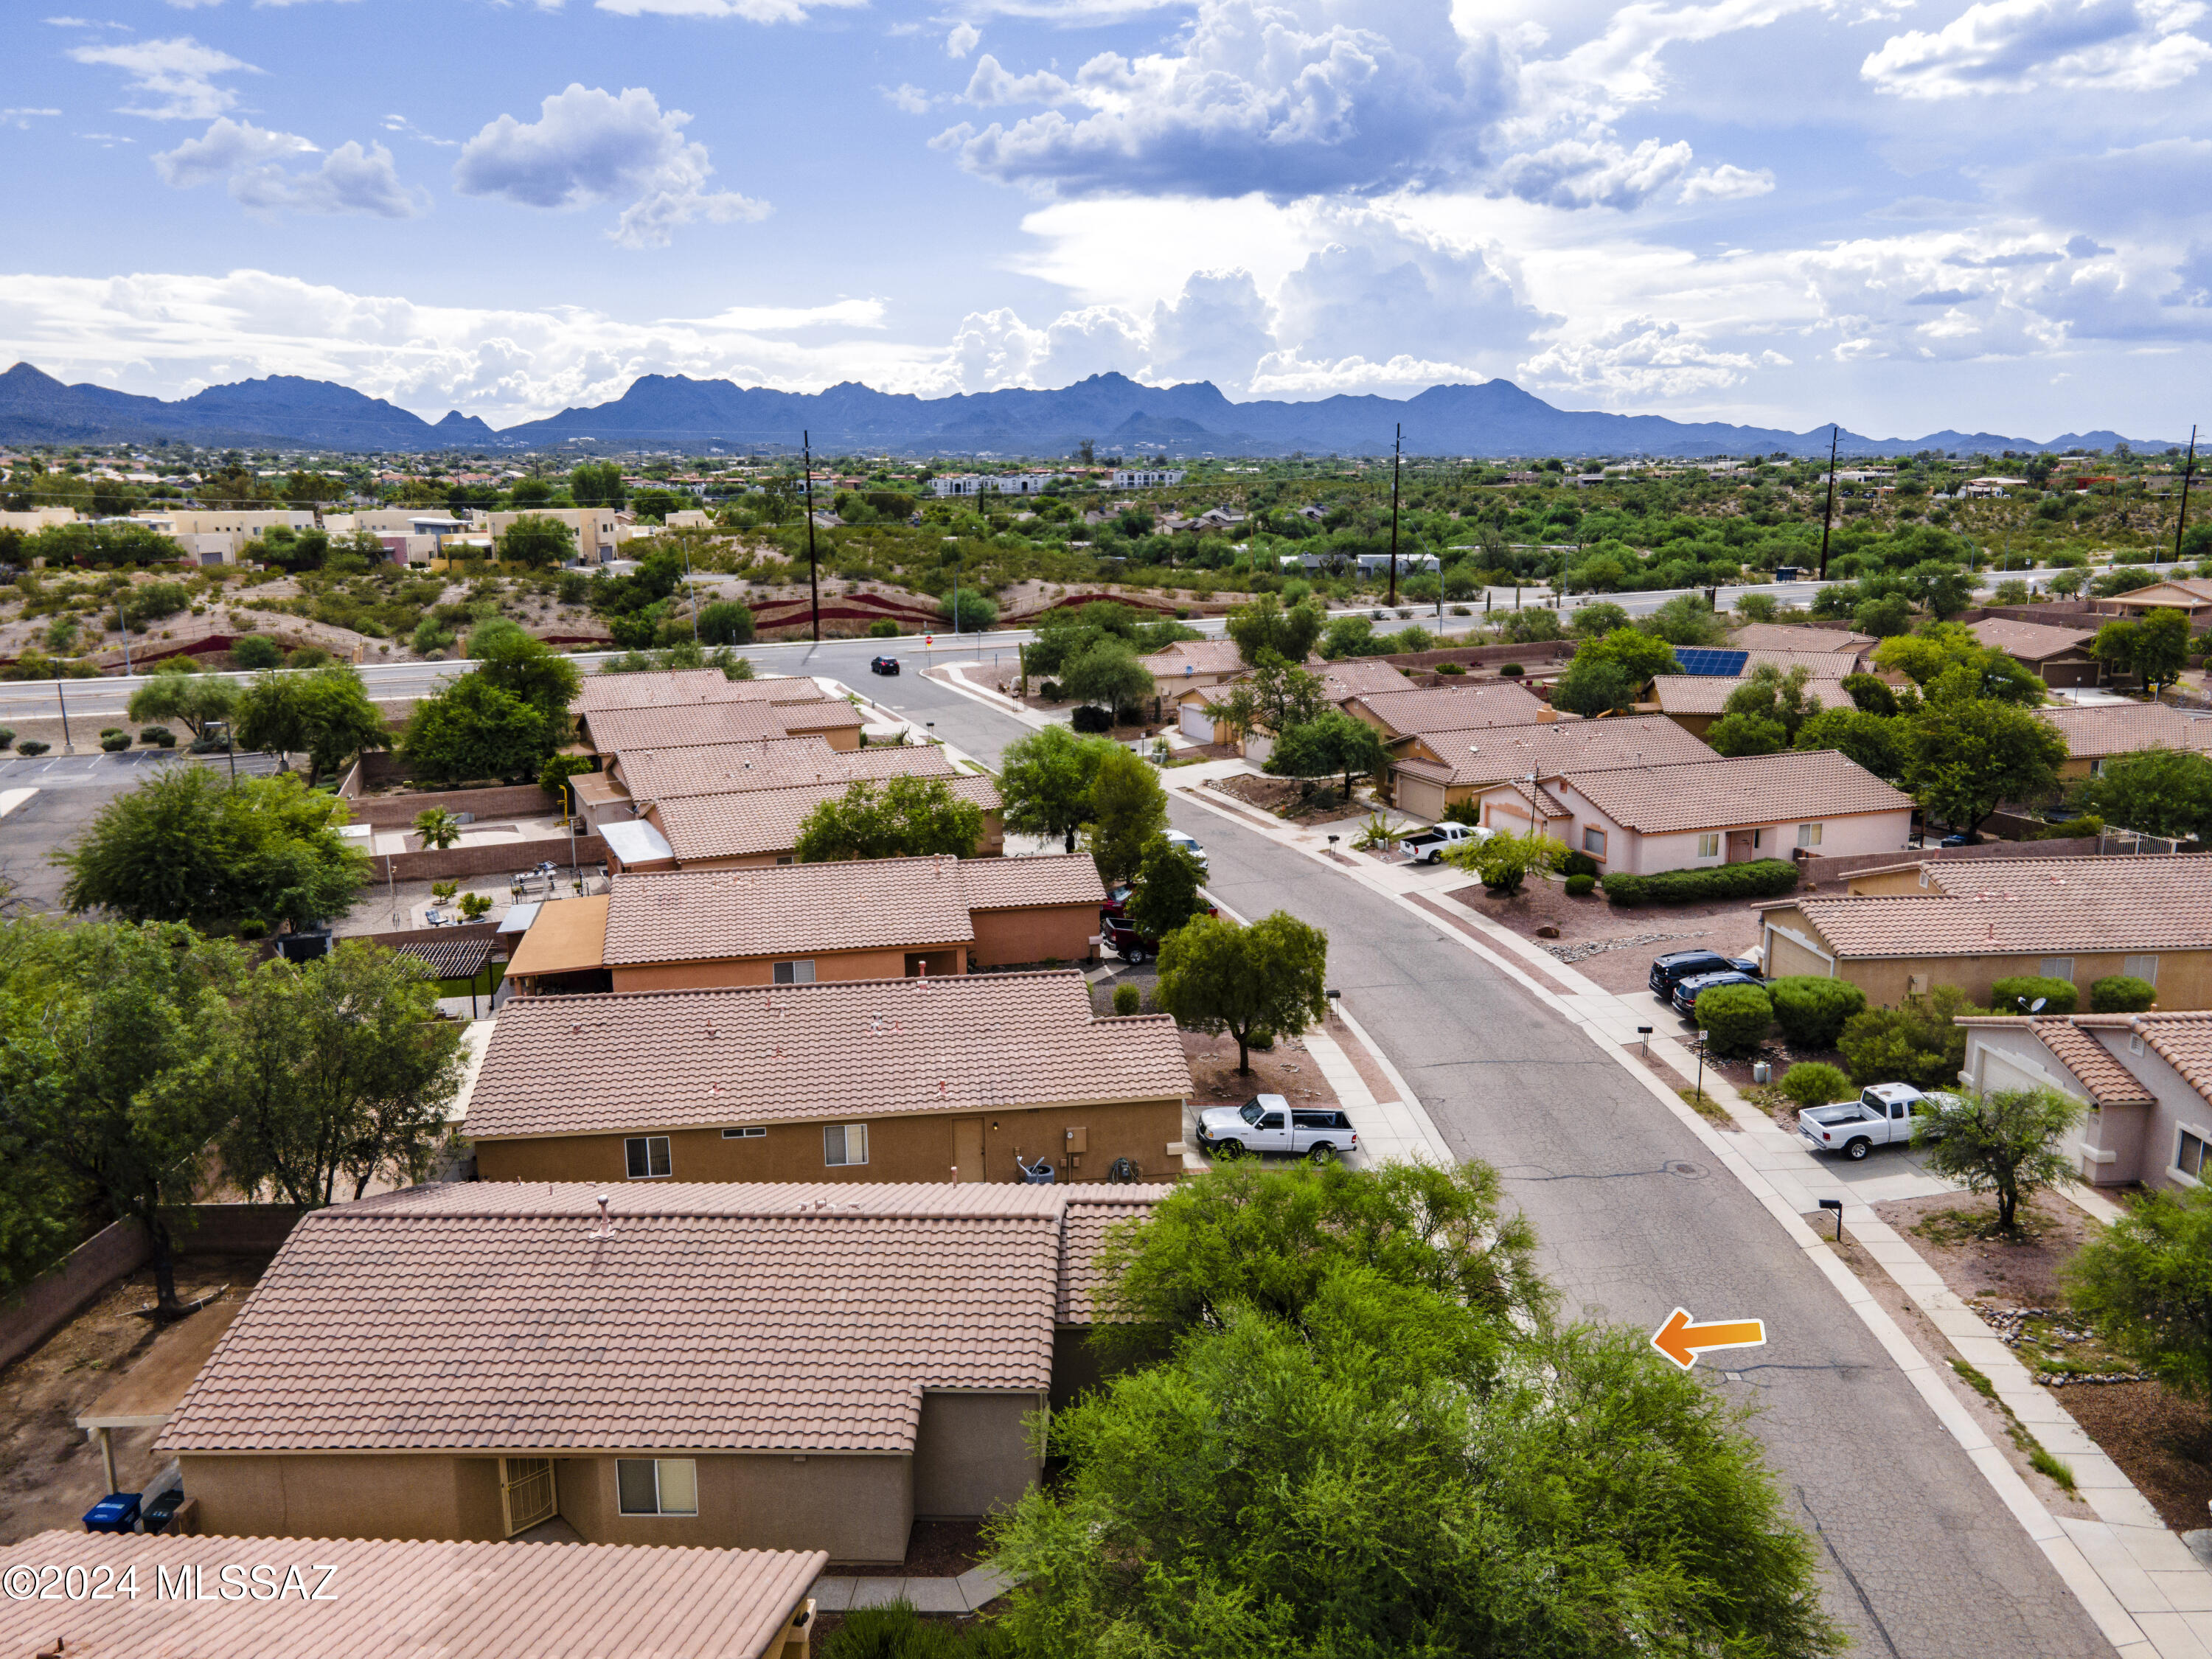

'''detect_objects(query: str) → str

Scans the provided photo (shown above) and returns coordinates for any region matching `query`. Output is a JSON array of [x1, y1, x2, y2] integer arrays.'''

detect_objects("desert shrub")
[[1562, 851, 1599, 878], [1779, 1061, 1851, 1110], [1039, 680, 1064, 700], [1600, 858, 1799, 906], [17, 740, 50, 756], [1564, 872, 1596, 897], [1767, 977, 1870, 1048], [1500, 663, 1524, 677], [1071, 705, 1113, 734], [1113, 984, 1141, 1016], [1441, 801, 1481, 826], [1694, 983, 1773, 1057], [232, 633, 283, 669], [99, 728, 131, 752], [1989, 975, 2079, 1016], [2030, 815, 2100, 841], [138, 726, 176, 748], [2090, 975, 2157, 1012], [1837, 987, 1979, 1088], [869, 618, 900, 638], [0, 728, 13, 749], [1435, 661, 1466, 675]]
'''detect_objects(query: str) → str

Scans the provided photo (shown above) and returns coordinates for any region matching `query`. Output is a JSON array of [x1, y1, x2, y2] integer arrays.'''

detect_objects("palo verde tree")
[[467, 617, 582, 726], [126, 663, 239, 738], [1911, 1085, 2085, 1234], [1224, 592, 1326, 665], [1155, 910, 1328, 1074], [998, 725, 1119, 852], [400, 675, 553, 785], [2066, 1183, 2212, 1405], [232, 666, 389, 785], [792, 774, 984, 861]]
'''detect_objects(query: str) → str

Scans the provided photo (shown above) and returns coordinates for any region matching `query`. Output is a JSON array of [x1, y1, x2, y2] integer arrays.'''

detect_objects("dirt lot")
[[1445, 877, 1765, 997], [1206, 772, 1370, 827], [1868, 1189, 2212, 1532], [1178, 1029, 1336, 1112], [0, 1254, 271, 1545]]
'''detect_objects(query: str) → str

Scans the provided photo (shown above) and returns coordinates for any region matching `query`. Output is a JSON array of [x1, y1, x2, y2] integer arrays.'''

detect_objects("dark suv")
[[1649, 949, 1760, 1001], [1672, 968, 1764, 1017]]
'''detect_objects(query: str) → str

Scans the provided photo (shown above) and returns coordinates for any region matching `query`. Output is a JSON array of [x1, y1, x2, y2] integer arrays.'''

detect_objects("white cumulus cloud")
[[67, 35, 257, 120], [1862, 0, 2211, 97], [453, 83, 768, 247], [1678, 162, 1775, 202], [947, 20, 981, 55], [1493, 136, 1696, 210], [592, 0, 866, 21], [936, 0, 1511, 199], [154, 117, 425, 217]]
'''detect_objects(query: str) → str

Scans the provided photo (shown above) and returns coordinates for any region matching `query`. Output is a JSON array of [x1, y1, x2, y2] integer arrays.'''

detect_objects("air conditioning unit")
[[453, 813, 476, 826]]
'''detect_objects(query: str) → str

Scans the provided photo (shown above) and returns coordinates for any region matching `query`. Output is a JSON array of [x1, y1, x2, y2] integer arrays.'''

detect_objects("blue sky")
[[4, 0, 2208, 441]]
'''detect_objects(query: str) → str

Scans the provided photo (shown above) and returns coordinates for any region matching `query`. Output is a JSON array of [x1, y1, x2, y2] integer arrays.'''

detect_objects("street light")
[[1694, 1028, 1710, 1108]]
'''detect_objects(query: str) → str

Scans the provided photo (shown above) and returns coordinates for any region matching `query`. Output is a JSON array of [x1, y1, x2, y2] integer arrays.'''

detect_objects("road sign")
[[1651, 1307, 1767, 1370]]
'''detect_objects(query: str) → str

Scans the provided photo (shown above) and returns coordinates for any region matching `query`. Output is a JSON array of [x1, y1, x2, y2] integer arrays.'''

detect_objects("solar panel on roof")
[[1675, 647, 1750, 677]]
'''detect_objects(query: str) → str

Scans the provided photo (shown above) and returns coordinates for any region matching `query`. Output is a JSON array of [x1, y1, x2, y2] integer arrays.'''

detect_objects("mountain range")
[[0, 361, 2178, 461]]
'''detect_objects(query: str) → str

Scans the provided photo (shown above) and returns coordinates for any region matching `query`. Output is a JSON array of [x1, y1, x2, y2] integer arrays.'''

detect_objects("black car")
[[869, 655, 900, 675], [1649, 949, 1759, 1001], [1672, 969, 1763, 1018]]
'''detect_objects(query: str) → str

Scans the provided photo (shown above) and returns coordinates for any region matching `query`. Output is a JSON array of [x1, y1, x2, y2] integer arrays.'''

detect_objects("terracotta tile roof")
[[580, 702, 790, 754], [1790, 856, 2212, 957], [2032, 1018, 2157, 1105], [465, 970, 1191, 1139], [605, 859, 977, 961], [1728, 623, 1874, 654], [2104, 577, 2212, 608], [2075, 1012, 2212, 1101], [574, 667, 830, 714], [1970, 617, 2097, 661], [1739, 648, 1877, 677], [568, 770, 628, 807], [158, 1182, 1172, 1455], [1312, 660, 1419, 701], [1057, 1191, 1160, 1323], [1397, 714, 1715, 788], [1352, 684, 1554, 737], [1140, 639, 1245, 676], [2037, 703, 2212, 760], [957, 851, 1106, 911], [1651, 675, 1851, 716], [0, 1532, 824, 1659], [647, 771, 1001, 862], [1565, 750, 1913, 835], [1498, 777, 1573, 818], [616, 739, 956, 804]]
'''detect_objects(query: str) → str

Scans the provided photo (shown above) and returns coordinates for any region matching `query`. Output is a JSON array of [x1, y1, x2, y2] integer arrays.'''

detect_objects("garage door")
[[1180, 703, 1214, 742], [1398, 776, 1446, 818]]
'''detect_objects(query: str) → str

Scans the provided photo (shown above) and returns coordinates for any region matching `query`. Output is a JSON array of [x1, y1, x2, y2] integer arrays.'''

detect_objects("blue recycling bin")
[[83, 1492, 141, 1534]]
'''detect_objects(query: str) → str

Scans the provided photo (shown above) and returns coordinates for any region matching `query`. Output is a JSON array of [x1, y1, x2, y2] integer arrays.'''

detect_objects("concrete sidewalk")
[[810, 1564, 1013, 1615]]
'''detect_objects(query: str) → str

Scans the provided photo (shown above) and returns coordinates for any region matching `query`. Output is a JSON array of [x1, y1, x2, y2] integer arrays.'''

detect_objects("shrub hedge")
[[16, 740, 49, 756], [1601, 858, 1800, 907], [1112, 983, 1141, 1017], [1564, 873, 1597, 896], [1071, 705, 1113, 733], [2090, 975, 2157, 1012], [138, 726, 176, 748], [1694, 983, 1773, 1057], [1562, 851, 1599, 879], [1767, 976, 1868, 1048], [98, 728, 131, 752], [0, 728, 13, 750], [1779, 1061, 1851, 1110], [1989, 975, 2079, 1016]]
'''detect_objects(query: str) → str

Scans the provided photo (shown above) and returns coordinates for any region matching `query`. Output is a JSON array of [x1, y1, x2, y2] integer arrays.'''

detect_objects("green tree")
[[1840, 672, 1898, 716], [1853, 592, 1914, 637], [792, 774, 984, 861], [233, 667, 389, 785], [1874, 623, 2045, 706], [468, 618, 582, 726], [697, 599, 755, 647], [1155, 910, 1329, 1073], [1319, 613, 1382, 658], [0, 922, 246, 1314], [400, 675, 550, 784], [938, 589, 1000, 632], [1570, 600, 1632, 636], [1124, 835, 1208, 942], [540, 754, 597, 815], [2091, 609, 2190, 693], [1912, 1085, 2084, 1234], [1639, 592, 1728, 647], [1000, 726, 1119, 852], [58, 768, 367, 931], [568, 462, 627, 509], [1061, 638, 1155, 714], [2066, 1185, 2212, 1404], [1268, 708, 1388, 796], [1708, 712, 1789, 757], [1549, 655, 1638, 717], [1582, 626, 1680, 684], [1724, 663, 1824, 740], [414, 807, 462, 850], [1903, 696, 2067, 836], [1794, 706, 1905, 779], [1447, 827, 1566, 895], [1225, 593, 1325, 664], [1086, 745, 1169, 885], [1837, 987, 1982, 1089], [127, 669, 238, 738], [2070, 747, 2212, 839], [1899, 558, 1978, 617], [498, 514, 574, 568]]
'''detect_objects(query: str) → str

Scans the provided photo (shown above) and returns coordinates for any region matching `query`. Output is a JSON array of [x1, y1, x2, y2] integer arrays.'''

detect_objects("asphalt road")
[[902, 682, 2112, 1658]]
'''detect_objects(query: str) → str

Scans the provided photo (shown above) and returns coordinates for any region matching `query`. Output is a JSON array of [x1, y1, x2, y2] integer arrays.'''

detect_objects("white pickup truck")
[[1399, 822, 1493, 864], [1194, 1095, 1358, 1162], [1797, 1082, 1947, 1160]]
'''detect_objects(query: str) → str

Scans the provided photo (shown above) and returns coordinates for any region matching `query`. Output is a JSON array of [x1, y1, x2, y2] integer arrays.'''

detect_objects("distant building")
[[1111, 468, 1186, 488], [930, 471, 1071, 498]]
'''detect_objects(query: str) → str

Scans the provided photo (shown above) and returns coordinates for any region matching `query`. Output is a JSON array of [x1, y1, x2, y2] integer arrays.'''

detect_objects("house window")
[[1582, 827, 1607, 858], [2125, 955, 2160, 986], [773, 959, 816, 985], [1797, 823, 1823, 848], [1698, 833, 1720, 858], [824, 1123, 869, 1166], [624, 1135, 672, 1180], [616, 1458, 698, 1517], [2039, 957, 2076, 984], [722, 1125, 765, 1139], [2177, 1130, 2209, 1184]]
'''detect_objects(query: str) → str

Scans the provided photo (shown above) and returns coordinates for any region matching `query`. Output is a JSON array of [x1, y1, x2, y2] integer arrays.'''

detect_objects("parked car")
[[869, 655, 900, 675], [1194, 1094, 1357, 1162], [1399, 821, 1493, 864], [1672, 967, 1764, 1018], [1797, 1082, 1950, 1160], [1101, 903, 1217, 964], [1099, 882, 1135, 919], [1164, 830, 1208, 873], [1649, 949, 1760, 1002]]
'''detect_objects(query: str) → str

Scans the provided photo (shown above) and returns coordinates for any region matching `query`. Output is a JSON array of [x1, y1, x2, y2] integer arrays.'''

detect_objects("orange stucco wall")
[[610, 945, 947, 992], [970, 904, 1099, 967]]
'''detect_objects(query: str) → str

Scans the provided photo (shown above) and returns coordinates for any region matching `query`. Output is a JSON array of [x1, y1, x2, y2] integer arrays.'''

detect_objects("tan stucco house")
[[1969, 617, 2115, 690], [157, 1181, 1170, 1564], [1393, 712, 1714, 818], [465, 969, 1191, 1186], [2036, 703, 2212, 782], [1757, 855, 2212, 1009]]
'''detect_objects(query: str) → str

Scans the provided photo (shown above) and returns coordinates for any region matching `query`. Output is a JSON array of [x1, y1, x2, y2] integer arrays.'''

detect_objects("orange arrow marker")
[[1651, 1307, 1766, 1370]]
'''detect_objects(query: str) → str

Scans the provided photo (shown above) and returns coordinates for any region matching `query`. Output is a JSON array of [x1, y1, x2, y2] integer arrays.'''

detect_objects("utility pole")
[[1387, 422, 1402, 607], [801, 431, 821, 643], [2177, 425, 2199, 566], [1818, 424, 1840, 581], [116, 596, 132, 676], [57, 679, 73, 754]]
